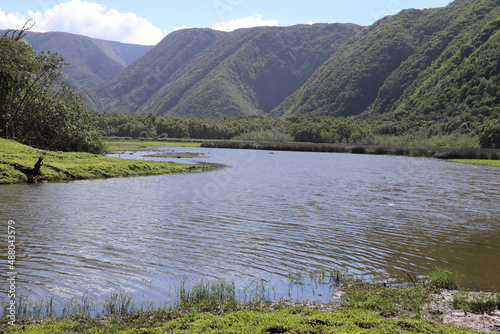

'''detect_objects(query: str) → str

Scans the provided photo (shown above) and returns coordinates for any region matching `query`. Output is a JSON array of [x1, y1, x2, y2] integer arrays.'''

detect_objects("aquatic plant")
[[175, 280, 240, 314], [1, 269, 497, 333], [62, 292, 96, 319], [425, 268, 463, 291], [103, 291, 133, 317]]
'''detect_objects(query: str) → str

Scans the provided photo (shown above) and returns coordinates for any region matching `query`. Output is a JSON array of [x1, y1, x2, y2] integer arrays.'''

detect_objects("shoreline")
[[0, 139, 207, 185], [201, 140, 500, 165], [1, 274, 499, 333]]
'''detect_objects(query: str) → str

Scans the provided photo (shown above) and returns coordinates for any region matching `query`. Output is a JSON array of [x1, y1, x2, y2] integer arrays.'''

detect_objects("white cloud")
[[1, 0, 166, 45], [173, 25, 191, 31], [0, 9, 28, 31], [211, 14, 278, 32]]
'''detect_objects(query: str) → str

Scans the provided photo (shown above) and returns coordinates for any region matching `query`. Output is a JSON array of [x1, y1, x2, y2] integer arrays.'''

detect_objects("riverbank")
[[201, 140, 500, 166], [1, 269, 499, 333], [104, 139, 202, 152], [0, 138, 204, 184]]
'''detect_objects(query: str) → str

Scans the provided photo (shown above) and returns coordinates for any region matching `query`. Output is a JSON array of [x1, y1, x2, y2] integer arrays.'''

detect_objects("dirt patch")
[[425, 290, 500, 333]]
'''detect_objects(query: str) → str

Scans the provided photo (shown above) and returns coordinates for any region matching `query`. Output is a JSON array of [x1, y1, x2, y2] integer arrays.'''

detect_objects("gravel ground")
[[425, 290, 500, 333]]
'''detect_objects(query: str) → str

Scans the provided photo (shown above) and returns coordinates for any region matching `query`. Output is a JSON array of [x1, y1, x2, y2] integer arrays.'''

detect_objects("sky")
[[0, 0, 452, 45]]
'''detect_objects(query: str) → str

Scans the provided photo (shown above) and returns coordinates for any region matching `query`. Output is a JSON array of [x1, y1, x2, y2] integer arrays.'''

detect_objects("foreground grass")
[[2, 269, 497, 333], [2, 308, 481, 333], [0, 138, 202, 184]]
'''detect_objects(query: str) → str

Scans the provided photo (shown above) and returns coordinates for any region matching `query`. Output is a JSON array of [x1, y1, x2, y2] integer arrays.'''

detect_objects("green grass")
[[2, 268, 495, 333], [0, 138, 203, 184], [425, 268, 463, 291], [144, 153, 200, 158], [341, 282, 433, 318], [451, 159, 500, 167], [105, 139, 202, 152], [452, 290, 500, 315], [1, 301, 482, 334]]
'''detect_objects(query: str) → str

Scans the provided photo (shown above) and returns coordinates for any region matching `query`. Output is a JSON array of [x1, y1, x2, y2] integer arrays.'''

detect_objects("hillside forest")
[[1, 0, 500, 152], [88, 0, 500, 149]]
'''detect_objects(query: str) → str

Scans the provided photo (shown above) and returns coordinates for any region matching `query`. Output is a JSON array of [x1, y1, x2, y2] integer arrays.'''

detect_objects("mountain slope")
[[274, 0, 500, 124], [1, 30, 153, 91], [87, 28, 226, 114], [87, 24, 362, 116]]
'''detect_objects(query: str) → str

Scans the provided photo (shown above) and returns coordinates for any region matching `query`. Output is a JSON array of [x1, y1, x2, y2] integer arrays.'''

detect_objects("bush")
[[426, 268, 462, 291], [452, 291, 498, 314]]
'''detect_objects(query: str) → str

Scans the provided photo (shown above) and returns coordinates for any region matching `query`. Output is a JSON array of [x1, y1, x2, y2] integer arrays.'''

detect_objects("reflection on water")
[[1, 148, 499, 306]]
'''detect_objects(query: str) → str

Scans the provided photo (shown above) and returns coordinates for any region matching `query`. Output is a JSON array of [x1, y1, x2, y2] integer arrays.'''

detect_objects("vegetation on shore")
[[93, 113, 500, 150], [0, 138, 202, 184], [450, 159, 500, 167], [1, 268, 498, 333], [105, 139, 202, 152], [201, 140, 500, 161], [1, 24, 104, 154]]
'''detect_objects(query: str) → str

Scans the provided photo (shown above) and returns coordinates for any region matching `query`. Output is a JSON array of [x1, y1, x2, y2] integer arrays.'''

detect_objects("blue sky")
[[0, 0, 452, 45]]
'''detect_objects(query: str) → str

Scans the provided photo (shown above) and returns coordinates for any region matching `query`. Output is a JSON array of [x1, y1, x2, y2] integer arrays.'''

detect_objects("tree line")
[[92, 111, 500, 149], [0, 23, 104, 153]]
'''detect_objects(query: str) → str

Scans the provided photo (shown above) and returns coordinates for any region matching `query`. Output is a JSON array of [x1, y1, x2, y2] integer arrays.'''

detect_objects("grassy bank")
[[450, 159, 500, 167], [2, 269, 499, 333], [0, 138, 203, 184], [105, 139, 202, 152], [1, 308, 482, 333]]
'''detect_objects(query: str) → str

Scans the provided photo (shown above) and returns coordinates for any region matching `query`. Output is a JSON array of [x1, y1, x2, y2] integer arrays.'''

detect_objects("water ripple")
[[1, 149, 499, 305]]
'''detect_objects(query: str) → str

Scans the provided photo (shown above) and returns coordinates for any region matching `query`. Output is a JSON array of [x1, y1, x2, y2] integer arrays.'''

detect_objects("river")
[[1, 147, 499, 309]]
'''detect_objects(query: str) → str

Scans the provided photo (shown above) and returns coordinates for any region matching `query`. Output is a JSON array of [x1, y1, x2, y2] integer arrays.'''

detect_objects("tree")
[[0, 22, 104, 153], [479, 117, 500, 148]]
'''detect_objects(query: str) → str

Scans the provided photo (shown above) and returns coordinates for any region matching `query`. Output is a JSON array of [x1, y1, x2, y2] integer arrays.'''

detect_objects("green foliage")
[[479, 117, 500, 148], [19, 31, 152, 92], [87, 24, 362, 117], [103, 291, 133, 317], [0, 29, 104, 153], [451, 159, 500, 167], [426, 268, 463, 291], [2, 307, 479, 333], [452, 291, 499, 315], [231, 128, 294, 142], [95, 113, 381, 145], [276, 0, 500, 144], [341, 282, 433, 318], [175, 280, 240, 314], [0, 138, 199, 184]]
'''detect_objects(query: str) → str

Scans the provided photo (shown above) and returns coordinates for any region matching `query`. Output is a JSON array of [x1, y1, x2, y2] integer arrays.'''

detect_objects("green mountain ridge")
[[86, 24, 362, 116], [1, 30, 152, 91], [275, 0, 500, 133]]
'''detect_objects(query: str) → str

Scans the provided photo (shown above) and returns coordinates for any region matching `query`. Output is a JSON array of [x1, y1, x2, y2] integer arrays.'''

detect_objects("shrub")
[[453, 291, 498, 314], [426, 268, 462, 291]]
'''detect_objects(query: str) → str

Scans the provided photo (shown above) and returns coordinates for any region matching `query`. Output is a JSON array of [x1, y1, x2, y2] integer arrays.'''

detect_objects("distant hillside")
[[87, 24, 362, 116], [1, 30, 152, 91], [274, 0, 500, 129]]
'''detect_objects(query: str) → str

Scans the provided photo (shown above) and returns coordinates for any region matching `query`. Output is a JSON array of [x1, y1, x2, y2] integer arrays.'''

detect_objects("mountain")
[[86, 24, 362, 116], [1, 30, 153, 91], [274, 0, 500, 127]]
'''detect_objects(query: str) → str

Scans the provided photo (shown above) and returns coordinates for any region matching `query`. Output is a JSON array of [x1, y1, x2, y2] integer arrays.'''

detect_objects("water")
[[1, 148, 499, 309]]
